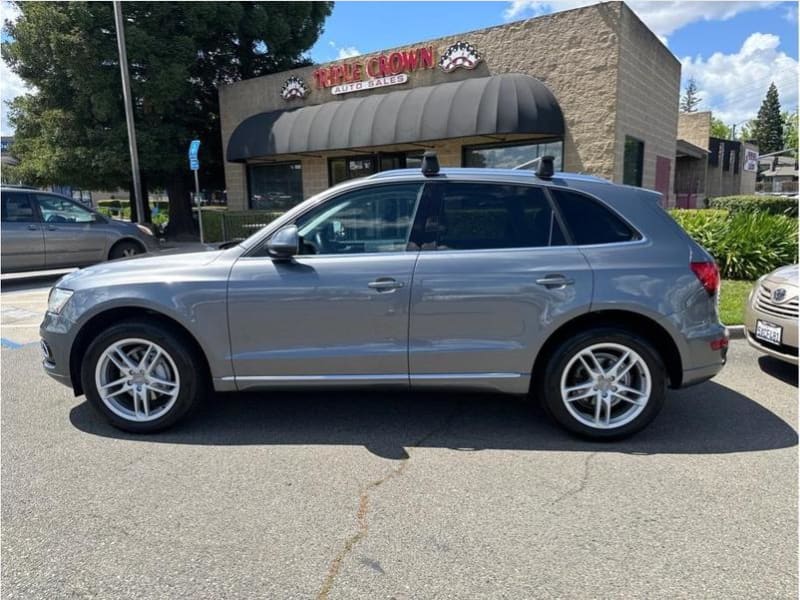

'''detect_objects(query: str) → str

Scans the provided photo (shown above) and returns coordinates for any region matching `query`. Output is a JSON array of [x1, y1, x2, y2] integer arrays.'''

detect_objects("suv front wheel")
[[81, 320, 204, 433], [539, 328, 666, 440]]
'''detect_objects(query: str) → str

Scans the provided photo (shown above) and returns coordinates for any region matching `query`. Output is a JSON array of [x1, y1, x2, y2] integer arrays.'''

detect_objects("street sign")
[[188, 139, 200, 171]]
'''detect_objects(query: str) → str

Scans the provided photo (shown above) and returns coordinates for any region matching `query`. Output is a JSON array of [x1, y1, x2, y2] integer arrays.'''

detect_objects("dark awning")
[[226, 73, 564, 162]]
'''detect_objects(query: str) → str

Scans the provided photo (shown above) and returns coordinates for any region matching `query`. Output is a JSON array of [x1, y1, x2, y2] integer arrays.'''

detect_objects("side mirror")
[[267, 225, 300, 259]]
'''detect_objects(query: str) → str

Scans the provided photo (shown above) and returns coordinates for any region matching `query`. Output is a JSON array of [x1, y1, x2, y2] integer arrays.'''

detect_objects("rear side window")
[[431, 183, 566, 250], [550, 189, 638, 245], [1, 192, 37, 223]]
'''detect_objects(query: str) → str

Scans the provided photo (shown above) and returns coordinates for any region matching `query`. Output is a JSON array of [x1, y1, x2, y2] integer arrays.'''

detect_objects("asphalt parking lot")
[[1, 278, 797, 599]]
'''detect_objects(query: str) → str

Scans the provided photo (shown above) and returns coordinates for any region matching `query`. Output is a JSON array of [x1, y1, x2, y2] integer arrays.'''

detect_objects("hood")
[[765, 264, 799, 287], [56, 249, 229, 291]]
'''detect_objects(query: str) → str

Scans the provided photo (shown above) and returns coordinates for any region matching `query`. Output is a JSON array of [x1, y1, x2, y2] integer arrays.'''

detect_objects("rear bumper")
[[677, 322, 728, 388]]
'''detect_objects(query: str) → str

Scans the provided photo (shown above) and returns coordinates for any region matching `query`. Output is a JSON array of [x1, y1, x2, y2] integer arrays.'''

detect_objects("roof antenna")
[[421, 151, 440, 177], [536, 155, 555, 179]]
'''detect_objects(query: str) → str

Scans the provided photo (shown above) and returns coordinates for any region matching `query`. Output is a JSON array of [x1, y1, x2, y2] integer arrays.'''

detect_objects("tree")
[[783, 110, 798, 152], [737, 119, 757, 143], [680, 77, 701, 112], [710, 117, 731, 139], [751, 83, 784, 155], [2, 2, 332, 236]]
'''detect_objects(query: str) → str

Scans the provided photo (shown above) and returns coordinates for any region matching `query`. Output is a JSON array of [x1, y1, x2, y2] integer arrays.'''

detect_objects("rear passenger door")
[[1, 191, 45, 272], [35, 194, 108, 267], [408, 181, 592, 393]]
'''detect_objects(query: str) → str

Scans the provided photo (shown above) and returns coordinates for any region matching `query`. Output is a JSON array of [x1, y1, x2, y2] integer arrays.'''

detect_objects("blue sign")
[[188, 139, 201, 171]]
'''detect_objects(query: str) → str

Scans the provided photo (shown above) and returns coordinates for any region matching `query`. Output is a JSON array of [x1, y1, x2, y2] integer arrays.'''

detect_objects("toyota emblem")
[[772, 288, 787, 303]]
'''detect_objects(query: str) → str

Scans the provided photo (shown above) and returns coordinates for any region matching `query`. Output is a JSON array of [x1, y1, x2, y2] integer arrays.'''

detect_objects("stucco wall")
[[219, 1, 680, 209], [677, 112, 712, 151], [614, 3, 681, 203]]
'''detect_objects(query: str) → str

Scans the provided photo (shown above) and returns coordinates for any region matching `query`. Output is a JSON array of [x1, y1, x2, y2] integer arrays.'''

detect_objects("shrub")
[[708, 195, 798, 217], [670, 209, 798, 279]]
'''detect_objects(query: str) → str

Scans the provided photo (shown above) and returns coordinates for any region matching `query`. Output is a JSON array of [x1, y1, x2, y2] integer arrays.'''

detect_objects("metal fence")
[[755, 180, 798, 194], [198, 209, 285, 244]]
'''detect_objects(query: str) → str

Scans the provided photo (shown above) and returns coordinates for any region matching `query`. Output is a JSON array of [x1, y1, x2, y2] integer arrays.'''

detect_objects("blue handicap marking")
[[1, 338, 23, 349]]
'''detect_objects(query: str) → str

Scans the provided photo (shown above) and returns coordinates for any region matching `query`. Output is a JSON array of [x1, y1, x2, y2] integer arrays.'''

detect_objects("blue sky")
[[2, 1, 798, 133]]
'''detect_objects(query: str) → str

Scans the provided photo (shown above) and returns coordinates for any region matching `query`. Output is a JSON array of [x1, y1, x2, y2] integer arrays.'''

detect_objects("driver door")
[[226, 183, 424, 389], [34, 193, 108, 267]]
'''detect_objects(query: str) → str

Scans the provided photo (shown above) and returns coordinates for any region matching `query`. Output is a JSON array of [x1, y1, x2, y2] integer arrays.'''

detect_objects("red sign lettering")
[[312, 46, 435, 89]]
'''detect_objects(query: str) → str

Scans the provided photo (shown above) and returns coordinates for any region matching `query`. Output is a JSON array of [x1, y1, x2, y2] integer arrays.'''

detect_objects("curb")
[[726, 325, 745, 340]]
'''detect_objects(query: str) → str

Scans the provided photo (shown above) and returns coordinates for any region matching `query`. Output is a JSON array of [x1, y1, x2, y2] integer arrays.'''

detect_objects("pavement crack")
[[550, 451, 597, 506], [317, 402, 463, 600]]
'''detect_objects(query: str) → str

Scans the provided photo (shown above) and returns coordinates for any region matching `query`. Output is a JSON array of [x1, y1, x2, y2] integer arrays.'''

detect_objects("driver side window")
[[36, 194, 95, 224], [292, 183, 422, 255]]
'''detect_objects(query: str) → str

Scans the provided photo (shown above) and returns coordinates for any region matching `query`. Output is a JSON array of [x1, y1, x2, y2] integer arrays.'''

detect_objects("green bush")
[[708, 195, 798, 217], [670, 209, 798, 279]]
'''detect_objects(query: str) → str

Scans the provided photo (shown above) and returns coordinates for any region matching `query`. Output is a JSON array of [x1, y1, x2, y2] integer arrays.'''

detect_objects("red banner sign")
[[313, 46, 435, 89]]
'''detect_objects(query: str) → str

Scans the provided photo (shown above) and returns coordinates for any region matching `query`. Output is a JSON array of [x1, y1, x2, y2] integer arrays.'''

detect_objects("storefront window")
[[248, 162, 303, 210], [623, 136, 644, 187], [329, 153, 424, 186], [463, 139, 563, 171]]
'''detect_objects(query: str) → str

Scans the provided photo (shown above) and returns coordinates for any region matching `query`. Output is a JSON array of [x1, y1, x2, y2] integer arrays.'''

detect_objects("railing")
[[755, 180, 798, 194], [198, 209, 285, 244]]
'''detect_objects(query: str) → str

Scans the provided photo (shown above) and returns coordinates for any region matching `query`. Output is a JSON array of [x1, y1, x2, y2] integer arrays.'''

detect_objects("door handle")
[[27, 225, 38, 231], [368, 278, 404, 292], [535, 274, 575, 288], [46, 226, 58, 231]]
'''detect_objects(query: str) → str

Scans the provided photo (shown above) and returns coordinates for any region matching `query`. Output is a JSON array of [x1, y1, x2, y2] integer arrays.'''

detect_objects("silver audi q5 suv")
[[40, 154, 728, 439]]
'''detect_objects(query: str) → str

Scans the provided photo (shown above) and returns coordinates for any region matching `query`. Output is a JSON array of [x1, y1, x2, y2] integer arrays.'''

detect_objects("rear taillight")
[[690, 261, 720, 295]]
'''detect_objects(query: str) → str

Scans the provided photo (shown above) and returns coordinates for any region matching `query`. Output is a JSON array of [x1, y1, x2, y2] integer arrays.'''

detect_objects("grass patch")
[[719, 279, 754, 325]]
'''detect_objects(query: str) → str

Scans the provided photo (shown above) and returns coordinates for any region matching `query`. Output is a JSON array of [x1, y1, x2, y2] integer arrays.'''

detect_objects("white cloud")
[[681, 32, 799, 126], [504, 1, 778, 37], [336, 46, 361, 60], [1, 0, 29, 136]]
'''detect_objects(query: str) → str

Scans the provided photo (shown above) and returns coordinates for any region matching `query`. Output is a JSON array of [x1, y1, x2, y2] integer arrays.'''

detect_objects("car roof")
[[367, 167, 612, 186]]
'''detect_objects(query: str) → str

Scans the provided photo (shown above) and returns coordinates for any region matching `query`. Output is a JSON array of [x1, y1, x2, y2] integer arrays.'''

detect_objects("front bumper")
[[39, 311, 77, 391], [744, 329, 798, 365]]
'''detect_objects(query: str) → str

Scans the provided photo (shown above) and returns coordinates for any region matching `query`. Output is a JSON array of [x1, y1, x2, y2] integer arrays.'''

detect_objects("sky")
[[1, 0, 798, 135]]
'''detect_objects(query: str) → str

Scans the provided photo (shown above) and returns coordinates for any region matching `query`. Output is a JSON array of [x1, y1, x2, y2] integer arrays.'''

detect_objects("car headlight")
[[47, 288, 74, 314], [135, 223, 154, 236]]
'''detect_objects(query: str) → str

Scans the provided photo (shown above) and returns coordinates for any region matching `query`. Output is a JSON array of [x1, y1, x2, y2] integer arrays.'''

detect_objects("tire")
[[81, 320, 206, 433], [109, 240, 144, 260], [536, 327, 666, 440]]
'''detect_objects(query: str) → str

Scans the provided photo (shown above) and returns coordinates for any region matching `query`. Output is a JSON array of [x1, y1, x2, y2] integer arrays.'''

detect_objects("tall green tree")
[[680, 77, 701, 113], [710, 117, 731, 139], [2, 1, 332, 236], [752, 82, 784, 155], [783, 110, 798, 152]]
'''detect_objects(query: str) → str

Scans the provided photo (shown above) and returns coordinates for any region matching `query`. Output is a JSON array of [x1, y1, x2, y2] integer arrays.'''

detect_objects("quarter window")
[[294, 183, 422, 255], [550, 189, 638, 245], [36, 195, 95, 223], [1, 192, 37, 223], [430, 183, 565, 250]]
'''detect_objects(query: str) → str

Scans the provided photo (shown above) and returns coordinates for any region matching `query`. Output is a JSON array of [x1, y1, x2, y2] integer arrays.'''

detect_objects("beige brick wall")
[[220, 1, 679, 207], [614, 3, 681, 203], [677, 112, 712, 151]]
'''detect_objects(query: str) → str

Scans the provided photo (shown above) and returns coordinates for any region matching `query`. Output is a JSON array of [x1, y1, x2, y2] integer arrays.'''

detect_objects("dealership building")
[[219, 1, 680, 211]]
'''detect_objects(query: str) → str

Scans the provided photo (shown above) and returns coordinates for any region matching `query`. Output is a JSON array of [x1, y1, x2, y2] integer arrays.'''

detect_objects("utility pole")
[[731, 124, 736, 140], [113, 0, 145, 224]]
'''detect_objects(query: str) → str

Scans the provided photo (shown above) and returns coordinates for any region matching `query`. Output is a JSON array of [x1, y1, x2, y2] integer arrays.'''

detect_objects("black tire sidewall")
[[540, 328, 666, 440], [109, 241, 143, 260], [81, 321, 203, 433]]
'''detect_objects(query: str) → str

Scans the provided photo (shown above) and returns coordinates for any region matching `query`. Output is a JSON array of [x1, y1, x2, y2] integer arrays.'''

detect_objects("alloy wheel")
[[94, 338, 181, 422], [559, 342, 651, 430]]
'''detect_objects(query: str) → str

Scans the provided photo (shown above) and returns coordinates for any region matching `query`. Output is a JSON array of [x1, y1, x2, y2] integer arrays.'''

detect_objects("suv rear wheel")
[[538, 328, 666, 440], [81, 320, 204, 433]]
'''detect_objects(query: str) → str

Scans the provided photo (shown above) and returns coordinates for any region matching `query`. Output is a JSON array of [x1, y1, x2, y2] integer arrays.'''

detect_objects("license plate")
[[756, 320, 782, 345]]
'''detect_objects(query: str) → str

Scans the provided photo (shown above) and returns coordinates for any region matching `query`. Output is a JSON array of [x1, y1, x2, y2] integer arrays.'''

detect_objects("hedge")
[[670, 209, 798, 280], [708, 195, 798, 217]]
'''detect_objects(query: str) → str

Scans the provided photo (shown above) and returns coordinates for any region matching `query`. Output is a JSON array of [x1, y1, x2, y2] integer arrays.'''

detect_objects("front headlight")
[[47, 288, 74, 314], [135, 223, 154, 236]]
